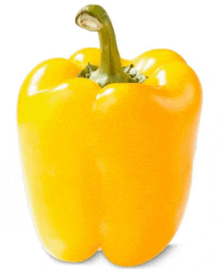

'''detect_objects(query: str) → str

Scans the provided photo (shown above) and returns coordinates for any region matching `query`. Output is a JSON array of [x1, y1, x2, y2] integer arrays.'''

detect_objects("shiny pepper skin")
[[17, 47, 202, 266]]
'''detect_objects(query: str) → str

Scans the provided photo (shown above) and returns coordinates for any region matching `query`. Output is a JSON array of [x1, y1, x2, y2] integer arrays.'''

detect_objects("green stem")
[[75, 4, 132, 87]]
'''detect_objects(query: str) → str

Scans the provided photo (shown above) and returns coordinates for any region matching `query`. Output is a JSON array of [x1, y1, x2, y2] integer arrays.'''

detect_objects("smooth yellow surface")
[[17, 48, 202, 266]]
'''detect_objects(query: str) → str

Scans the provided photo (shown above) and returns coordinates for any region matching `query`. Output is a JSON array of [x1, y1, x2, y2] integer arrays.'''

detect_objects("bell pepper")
[[17, 4, 202, 267]]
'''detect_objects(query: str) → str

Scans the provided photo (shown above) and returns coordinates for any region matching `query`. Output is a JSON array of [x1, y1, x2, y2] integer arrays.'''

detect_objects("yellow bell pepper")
[[17, 4, 202, 266]]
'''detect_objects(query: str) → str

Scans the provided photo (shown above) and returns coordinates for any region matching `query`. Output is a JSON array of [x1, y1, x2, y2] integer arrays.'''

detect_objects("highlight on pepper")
[[17, 4, 202, 267]]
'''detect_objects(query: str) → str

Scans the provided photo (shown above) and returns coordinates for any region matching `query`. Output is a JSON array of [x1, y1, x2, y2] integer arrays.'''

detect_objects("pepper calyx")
[[77, 63, 146, 86]]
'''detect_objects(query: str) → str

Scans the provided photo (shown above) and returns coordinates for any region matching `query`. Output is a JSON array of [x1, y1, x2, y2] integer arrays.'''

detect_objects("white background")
[[1, 0, 220, 272]]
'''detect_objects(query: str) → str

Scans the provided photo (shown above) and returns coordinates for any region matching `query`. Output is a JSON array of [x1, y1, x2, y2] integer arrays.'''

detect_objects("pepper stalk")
[[75, 4, 145, 87]]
